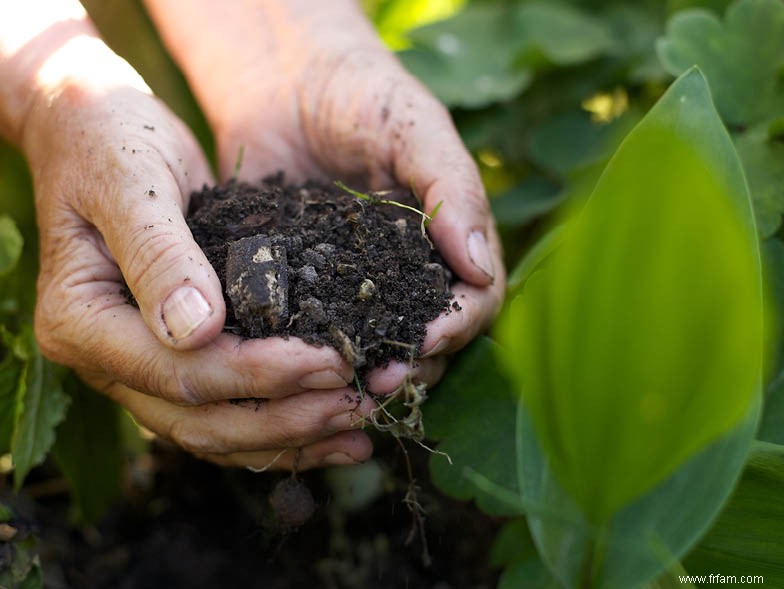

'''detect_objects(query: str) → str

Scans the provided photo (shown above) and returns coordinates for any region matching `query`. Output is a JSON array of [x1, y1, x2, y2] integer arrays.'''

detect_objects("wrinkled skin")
[[4, 1, 504, 471]]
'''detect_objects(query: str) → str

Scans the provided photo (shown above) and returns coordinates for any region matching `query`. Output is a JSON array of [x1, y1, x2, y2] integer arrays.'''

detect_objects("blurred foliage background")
[[2, 0, 784, 587]]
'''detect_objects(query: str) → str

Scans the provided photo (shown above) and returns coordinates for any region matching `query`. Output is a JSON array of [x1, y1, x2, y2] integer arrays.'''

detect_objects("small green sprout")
[[232, 144, 245, 181], [335, 181, 443, 248]]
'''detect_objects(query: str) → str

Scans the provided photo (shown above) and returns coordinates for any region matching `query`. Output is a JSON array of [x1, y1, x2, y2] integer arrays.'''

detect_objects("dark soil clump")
[[187, 174, 454, 374]]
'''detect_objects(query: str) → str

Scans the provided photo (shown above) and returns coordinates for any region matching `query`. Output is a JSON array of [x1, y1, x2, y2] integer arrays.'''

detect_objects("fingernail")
[[299, 369, 349, 390], [322, 452, 359, 466], [162, 286, 212, 340], [422, 337, 450, 358], [467, 230, 495, 280]]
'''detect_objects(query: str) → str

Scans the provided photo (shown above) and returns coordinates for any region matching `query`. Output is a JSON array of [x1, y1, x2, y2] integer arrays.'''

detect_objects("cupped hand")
[[207, 33, 506, 393], [22, 40, 377, 470]]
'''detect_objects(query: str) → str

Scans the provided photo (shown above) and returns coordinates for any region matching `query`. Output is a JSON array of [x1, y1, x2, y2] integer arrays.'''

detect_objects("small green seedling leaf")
[[231, 144, 245, 180], [657, 0, 784, 126], [334, 180, 372, 202], [498, 68, 764, 523], [424, 200, 443, 227], [0, 216, 23, 276], [334, 180, 438, 246]]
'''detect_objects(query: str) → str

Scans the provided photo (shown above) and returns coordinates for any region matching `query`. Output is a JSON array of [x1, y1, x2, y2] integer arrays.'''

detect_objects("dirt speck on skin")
[[187, 174, 455, 376]]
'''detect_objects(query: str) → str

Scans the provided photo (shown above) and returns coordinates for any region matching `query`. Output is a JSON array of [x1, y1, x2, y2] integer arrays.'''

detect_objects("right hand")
[[23, 40, 376, 471]]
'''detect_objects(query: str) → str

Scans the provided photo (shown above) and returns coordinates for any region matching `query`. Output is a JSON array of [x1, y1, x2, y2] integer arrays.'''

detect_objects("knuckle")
[[118, 350, 199, 406], [121, 225, 188, 294], [169, 417, 216, 454], [159, 368, 201, 406], [268, 413, 322, 449]]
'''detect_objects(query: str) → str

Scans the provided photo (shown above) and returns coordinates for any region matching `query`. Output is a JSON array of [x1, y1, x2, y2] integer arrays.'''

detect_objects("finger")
[[419, 275, 505, 358], [371, 76, 503, 288], [365, 357, 447, 395], [77, 111, 224, 350], [199, 431, 374, 471], [72, 301, 356, 403], [107, 383, 377, 455]]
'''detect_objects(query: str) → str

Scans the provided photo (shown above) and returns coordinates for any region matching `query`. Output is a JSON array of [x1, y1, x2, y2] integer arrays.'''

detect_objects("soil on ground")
[[186, 174, 455, 375], [7, 438, 501, 589]]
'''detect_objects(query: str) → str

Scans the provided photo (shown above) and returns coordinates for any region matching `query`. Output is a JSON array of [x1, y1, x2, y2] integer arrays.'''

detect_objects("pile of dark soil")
[[187, 175, 455, 374]]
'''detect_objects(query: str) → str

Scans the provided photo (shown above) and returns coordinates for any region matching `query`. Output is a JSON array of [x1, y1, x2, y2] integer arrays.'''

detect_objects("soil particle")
[[187, 174, 454, 374], [269, 477, 316, 530]]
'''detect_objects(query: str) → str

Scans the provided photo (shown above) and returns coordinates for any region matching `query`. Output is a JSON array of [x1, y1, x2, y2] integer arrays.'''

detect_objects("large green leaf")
[[424, 337, 523, 516], [10, 329, 70, 489], [498, 68, 763, 522], [0, 216, 23, 276], [657, 0, 784, 126], [518, 397, 759, 588], [52, 375, 123, 523], [683, 441, 784, 584]]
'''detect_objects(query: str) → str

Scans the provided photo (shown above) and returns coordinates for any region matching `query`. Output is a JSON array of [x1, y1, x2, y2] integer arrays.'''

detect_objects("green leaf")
[[490, 518, 537, 567], [423, 337, 523, 516], [0, 216, 23, 276], [734, 123, 784, 238], [51, 374, 123, 523], [17, 563, 43, 589], [646, 562, 696, 589], [491, 176, 563, 228], [0, 502, 14, 522], [498, 558, 562, 589], [0, 354, 23, 454], [11, 330, 70, 489], [399, 1, 614, 108], [514, 2, 615, 66], [528, 111, 632, 178], [759, 370, 784, 445], [667, 0, 734, 15], [506, 226, 566, 293], [399, 3, 533, 108], [684, 441, 784, 584], [498, 68, 763, 522], [657, 0, 784, 126], [518, 396, 759, 588], [364, 0, 466, 50], [0, 536, 42, 589]]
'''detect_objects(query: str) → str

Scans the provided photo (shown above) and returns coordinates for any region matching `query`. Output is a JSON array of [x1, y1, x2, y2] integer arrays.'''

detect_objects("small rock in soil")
[[225, 235, 289, 335]]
